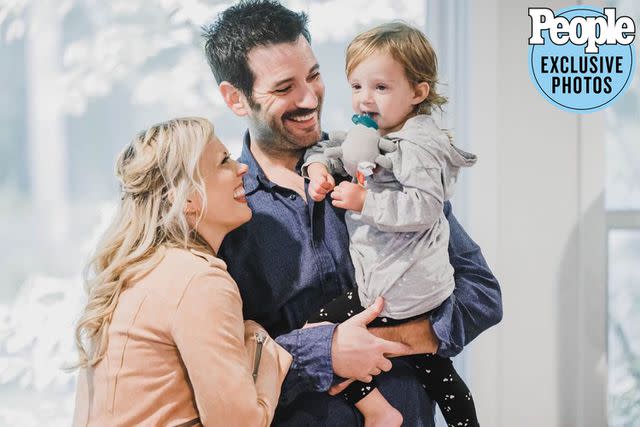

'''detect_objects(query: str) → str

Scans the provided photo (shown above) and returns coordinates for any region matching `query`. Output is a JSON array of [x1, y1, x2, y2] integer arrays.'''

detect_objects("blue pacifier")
[[351, 114, 379, 130]]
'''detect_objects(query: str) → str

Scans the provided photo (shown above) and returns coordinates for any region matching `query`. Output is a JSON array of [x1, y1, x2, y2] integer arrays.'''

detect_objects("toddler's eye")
[[376, 84, 387, 91], [351, 83, 361, 90]]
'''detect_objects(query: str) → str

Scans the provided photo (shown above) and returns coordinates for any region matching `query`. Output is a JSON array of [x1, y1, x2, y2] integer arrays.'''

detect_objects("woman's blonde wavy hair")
[[346, 21, 447, 115], [73, 117, 214, 369]]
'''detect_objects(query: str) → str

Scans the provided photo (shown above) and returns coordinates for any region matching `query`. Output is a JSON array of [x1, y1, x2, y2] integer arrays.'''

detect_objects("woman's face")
[[189, 137, 251, 239]]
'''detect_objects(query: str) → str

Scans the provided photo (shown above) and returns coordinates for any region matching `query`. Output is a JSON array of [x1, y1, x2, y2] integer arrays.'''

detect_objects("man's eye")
[[274, 86, 292, 94], [309, 72, 321, 81]]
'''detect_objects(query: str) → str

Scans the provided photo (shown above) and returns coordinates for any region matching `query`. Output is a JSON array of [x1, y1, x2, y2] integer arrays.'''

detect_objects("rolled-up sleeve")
[[428, 202, 503, 357], [274, 323, 337, 406]]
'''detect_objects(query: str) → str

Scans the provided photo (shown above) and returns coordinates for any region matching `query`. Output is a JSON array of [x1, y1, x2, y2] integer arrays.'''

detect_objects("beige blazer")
[[73, 247, 292, 427]]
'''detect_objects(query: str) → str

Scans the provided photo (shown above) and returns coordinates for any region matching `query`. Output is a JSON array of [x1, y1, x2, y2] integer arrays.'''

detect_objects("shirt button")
[[289, 194, 297, 200]]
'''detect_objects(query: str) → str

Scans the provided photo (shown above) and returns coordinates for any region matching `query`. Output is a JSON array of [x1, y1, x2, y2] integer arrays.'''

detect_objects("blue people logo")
[[528, 6, 636, 113]]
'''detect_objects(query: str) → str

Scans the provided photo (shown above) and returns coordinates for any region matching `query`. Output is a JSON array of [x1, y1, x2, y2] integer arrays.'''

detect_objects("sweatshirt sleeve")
[[301, 139, 349, 178], [359, 139, 444, 232], [171, 270, 292, 427]]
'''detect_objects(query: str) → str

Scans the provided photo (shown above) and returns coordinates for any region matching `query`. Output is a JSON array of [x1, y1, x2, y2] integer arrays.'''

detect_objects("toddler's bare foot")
[[363, 408, 403, 427], [356, 388, 403, 427]]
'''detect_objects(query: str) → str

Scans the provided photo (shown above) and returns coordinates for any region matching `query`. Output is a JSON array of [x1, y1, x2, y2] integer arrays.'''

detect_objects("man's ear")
[[219, 81, 249, 117], [411, 82, 430, 106]]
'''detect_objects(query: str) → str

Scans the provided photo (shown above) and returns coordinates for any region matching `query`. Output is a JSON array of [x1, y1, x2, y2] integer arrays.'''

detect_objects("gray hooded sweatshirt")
[[305, 115, 477, 319]]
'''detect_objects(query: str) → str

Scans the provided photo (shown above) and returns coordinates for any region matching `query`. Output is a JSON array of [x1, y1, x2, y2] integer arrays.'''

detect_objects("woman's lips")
[[233, 186, 247, 203]]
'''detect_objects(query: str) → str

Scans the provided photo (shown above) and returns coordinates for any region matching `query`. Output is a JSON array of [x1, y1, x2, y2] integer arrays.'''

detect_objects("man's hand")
[[331, 297, 410, 383], [329, 317, 440, 395], [368, 316, 439, 357], [328, 378, 355, 396], [307, 162, 335, 201], [331, 181, 366, 212]]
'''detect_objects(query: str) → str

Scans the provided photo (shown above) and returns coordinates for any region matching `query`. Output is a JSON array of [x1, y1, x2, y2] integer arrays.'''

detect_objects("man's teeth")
[[289, 112, 315, 122]]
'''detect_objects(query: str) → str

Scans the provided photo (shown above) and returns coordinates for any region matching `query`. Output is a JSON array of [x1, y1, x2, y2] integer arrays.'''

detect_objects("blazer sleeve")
[[171, 269, 292, 427], [72, 368, 90, 427]]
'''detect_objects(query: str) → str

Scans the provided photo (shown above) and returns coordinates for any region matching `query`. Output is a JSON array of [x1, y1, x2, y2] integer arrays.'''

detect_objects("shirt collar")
[[239, 130, 272, 194], [238, 130, 309, 194]]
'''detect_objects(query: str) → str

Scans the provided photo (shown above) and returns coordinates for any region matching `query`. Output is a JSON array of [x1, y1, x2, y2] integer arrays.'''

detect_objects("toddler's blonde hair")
[[346, 22, 447, 115]]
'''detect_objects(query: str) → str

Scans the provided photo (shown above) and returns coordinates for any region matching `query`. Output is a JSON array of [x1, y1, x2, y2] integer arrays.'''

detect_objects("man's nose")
[[296, 83, 319, 110]]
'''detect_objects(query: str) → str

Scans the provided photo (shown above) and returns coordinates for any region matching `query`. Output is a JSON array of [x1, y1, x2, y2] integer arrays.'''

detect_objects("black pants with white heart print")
[[308, 289, 480, 427]]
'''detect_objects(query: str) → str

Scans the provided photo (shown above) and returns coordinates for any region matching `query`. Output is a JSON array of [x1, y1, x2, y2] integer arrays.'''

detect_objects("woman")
[[72, 117, 291, 427]]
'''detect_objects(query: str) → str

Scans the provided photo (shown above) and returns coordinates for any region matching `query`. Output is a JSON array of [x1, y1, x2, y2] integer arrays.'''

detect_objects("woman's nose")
[[237, 162, 249, 176]]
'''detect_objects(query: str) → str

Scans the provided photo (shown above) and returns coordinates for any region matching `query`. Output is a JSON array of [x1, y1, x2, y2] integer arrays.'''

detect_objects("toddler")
[[305, 22, 480, 427]]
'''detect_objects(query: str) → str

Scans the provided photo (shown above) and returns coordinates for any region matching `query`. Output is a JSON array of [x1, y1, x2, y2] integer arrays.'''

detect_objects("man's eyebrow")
[[272, 64, 320, 88], [273, 76, 294, 88]]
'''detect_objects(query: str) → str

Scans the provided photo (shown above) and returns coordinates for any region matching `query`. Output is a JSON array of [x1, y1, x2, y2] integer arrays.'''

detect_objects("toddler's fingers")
[[326, 174, 335, 187], [331, 199, 346, 209], [311, 192, 326, 202], [310, 190, 326, 202], [320, 179, 334, 191], [309, 183, 327, 201]]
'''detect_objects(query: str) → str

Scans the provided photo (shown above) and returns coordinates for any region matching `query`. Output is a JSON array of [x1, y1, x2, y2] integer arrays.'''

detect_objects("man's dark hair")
[[202, 0, 311, 98]]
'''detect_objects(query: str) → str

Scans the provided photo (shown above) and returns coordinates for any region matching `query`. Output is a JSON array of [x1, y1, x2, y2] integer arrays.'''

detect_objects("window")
[[606, 1, 640, 425], [0, 2, 433, 425]]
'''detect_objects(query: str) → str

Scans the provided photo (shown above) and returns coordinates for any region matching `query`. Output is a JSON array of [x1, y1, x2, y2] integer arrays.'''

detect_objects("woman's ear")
[[183, 196, 199, 216], [219, 81, 250, 117], [183, 195, 202, 228], [169, 188, 199, 221], [411, 82, 430, 106]]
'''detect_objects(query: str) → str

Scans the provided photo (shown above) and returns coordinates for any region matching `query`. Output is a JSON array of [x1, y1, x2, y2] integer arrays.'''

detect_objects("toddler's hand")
[[307, 163, 335, 201], [331, 181, 366, 212]]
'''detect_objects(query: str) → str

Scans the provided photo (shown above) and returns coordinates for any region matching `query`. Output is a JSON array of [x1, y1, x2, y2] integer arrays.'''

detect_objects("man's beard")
[[247, 98, 323, 156]]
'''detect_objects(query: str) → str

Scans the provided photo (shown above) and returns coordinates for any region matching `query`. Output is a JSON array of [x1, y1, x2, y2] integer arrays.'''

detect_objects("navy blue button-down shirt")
[[219, 132, 503, 425]]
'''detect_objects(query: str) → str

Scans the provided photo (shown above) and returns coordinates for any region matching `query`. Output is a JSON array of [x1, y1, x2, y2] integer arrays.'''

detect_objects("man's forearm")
[[368, 316, 439, 356], [274, 323, 336, 406]]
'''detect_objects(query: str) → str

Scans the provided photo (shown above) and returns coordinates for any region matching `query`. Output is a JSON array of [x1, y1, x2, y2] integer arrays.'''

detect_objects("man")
[[203, 1, 502, 425]]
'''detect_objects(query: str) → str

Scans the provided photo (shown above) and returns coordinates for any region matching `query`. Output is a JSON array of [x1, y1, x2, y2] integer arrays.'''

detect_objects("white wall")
[[463, 1, 607, 426]]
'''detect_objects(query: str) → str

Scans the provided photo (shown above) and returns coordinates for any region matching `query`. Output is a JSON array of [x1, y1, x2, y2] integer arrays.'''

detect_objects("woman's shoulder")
[[145, 246, 236, 300], [162, 248, 243, 320], [160, 246, 228, 273]]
